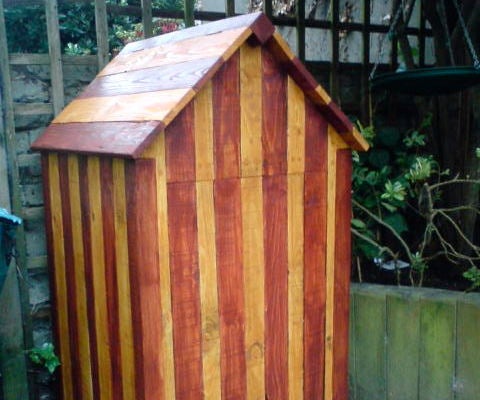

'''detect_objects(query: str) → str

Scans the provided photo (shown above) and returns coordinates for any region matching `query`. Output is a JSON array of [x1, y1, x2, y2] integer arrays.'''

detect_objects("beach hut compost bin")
[[32, 12, 368, 400]]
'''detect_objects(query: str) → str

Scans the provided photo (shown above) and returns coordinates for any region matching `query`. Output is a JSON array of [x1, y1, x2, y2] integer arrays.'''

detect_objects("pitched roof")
[[32, 12, 368, 157]]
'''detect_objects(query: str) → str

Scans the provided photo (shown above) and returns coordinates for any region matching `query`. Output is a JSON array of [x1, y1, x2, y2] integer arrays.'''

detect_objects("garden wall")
[[349, 283, 480, 400]]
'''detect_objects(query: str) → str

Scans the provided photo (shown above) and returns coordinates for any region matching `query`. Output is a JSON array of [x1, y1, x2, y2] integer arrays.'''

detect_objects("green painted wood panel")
[[348, 294, 356, 400], [455, 294, 480, 400], [0, 264, 29, 400], [386, 290, 420, 400], [353, 284, 387, 400], [419, 292, 456, 400]]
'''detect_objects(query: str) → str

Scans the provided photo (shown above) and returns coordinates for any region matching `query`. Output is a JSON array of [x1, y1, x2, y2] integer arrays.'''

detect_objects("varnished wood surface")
[[333, 149, 352, 400], [125, 159, 164, 399], [41, 37, 357, 400], [31, 121, 164, 158], [214, 179, 247, 399], [213, 51, 241, 180], [33, 14, 367, 157], [262, 47, 287, 176]]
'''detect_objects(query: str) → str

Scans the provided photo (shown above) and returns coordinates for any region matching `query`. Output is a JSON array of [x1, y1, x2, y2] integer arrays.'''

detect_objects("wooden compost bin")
[[32, 12, 368, 400]]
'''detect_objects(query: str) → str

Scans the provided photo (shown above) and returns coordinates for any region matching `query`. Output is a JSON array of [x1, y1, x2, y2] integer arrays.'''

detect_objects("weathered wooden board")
[[386, 290, 420, 400], [419, 292, 456, 400], [456, 295, 480, 400], [353, 287, 387, 400]]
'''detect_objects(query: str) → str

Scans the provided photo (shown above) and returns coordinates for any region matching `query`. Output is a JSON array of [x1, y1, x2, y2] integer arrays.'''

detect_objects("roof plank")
[[99, 27, 251, 77], [31, 121, 162, 158], [80, 57, 222, 98], [53, 88, 195, 125]]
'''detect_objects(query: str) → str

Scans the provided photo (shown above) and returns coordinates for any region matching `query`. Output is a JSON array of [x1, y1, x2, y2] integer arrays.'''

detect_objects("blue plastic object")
[[0, 208, 22, 293]]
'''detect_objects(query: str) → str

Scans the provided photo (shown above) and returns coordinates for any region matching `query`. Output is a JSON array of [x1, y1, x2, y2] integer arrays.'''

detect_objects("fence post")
[[45, 0, 65, 115], [184, 0, 194, 27], [95, 0, 109, 70], [0, 4, 31, 399], [141, 0, 153, 38]]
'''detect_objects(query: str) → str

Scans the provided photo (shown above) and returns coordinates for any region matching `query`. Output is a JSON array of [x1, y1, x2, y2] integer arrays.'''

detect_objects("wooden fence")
[[0, 1, 433, 398], [349, 283, 480, 400]]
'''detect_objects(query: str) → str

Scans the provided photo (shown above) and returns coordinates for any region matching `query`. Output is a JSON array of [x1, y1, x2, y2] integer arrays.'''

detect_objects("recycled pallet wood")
[[33, 13, 368, 400]]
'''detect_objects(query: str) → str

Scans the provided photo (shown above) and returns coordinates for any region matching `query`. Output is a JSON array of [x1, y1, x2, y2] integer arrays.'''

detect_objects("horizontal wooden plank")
[[31, 121, 162, 158], [52, 88, 194, 126], [120, 12, 265, 54], [100, 27, 250, 77], [14, 102, 53, 116], [9, 53, 97, 65], [80, 57, 222, 98]]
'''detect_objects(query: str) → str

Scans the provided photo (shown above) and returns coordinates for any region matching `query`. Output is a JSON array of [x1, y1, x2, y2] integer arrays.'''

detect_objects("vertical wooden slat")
[[99, 159, 123, 400], [332, 148, 352, 400], [194, 84, 221, 399], [194, 82, 215, 182], [456, 295, 480, 400], [303, 102, 328, 400], [47, 154, 74, 400], [0, 0, 31, 367], [184, 0, 195, 27], [94, 0, 109, 70], [166, 103, 196, 183], [241, 176, 265, 400], [287, 77, 305, 175], [287, 173, 304, 400], [58, 155, 82, 400], [68, 155, 93, 399], [125, 159, 164, 400], [86, 157, 113, 400], [78, 157, 101, 400], [354, 287, 387, 400], [263, 175, 289, 399], [330, 0, 340, 100], [141, 0, 153, 38], [362, 0, 371, 122], [45, 0, 65, 115], [287, 74, 306, 400], [225, 0, 235, 16], [142, 136, 177, 399], [240, 44, 262, 178], [386, 291, 420, 400], [296, 0, 306, 61], [196, 181, 221, 399], [262, 47, 287, 176], [419, 294, 456, 400], [214, 179, 247, 398], [167, 181, 204, 398], [111, 159, 136, 400], [213, 52, 241, 180]]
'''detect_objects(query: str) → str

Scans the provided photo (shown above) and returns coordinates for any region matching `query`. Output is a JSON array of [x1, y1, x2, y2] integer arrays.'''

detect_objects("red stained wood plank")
[[262, 47, 287, 176], [166, 181, 204, 398], [332, 149, 352, 400], [41, 155, 66, 393], [125, 159, 164, 400], [318, 101, 354, 135], [31, 121, 163, 159], [166, 102, 196, 183], [213, 51, 241, 179], [78, 157, 101, 400], [303, 171, 327, 399], [248, 12, 275, 45], [120, 13, 264, 54], [263, 175, 289, 399], [288, 57, 320, 98], [79, 57, 222, 98], [100, 158, 123, 400], [58, 154, 82, 400], [214, 179, 247, 399], [305, 98, 328, 172]]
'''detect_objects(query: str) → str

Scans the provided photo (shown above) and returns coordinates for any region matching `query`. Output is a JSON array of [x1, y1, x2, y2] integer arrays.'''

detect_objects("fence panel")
[[350, 284, 480, 400]]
